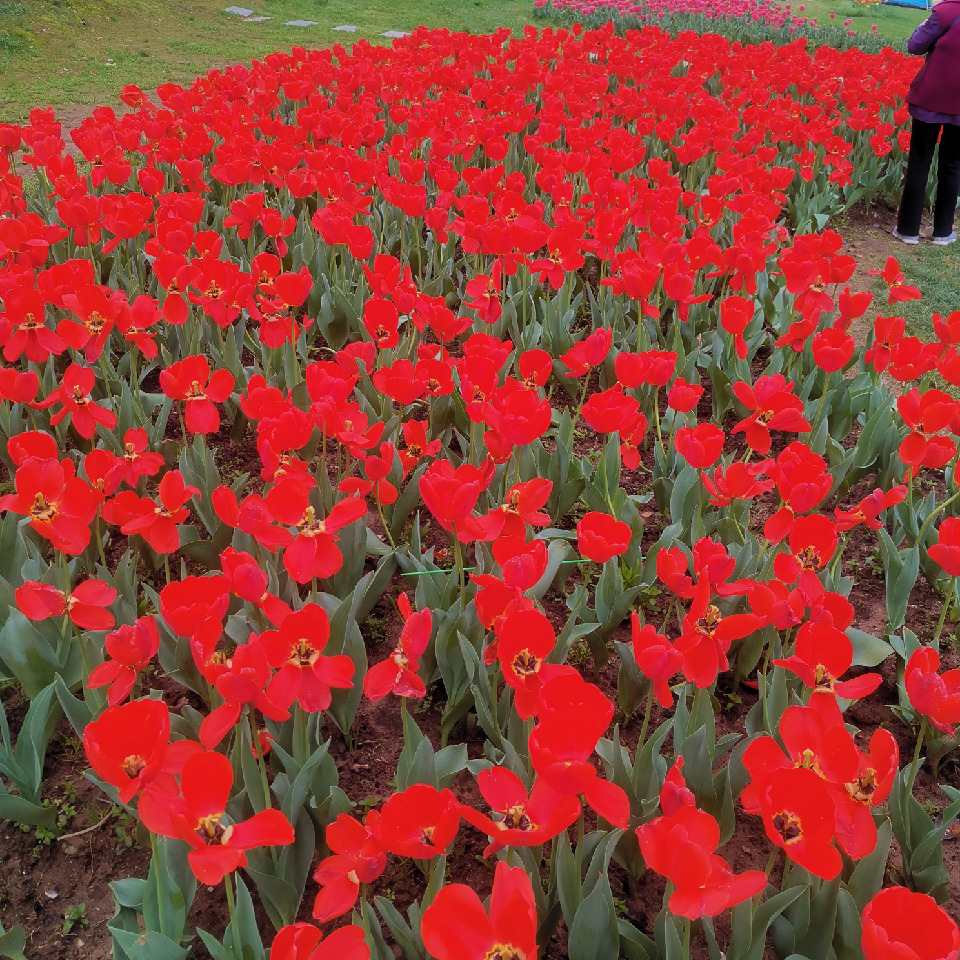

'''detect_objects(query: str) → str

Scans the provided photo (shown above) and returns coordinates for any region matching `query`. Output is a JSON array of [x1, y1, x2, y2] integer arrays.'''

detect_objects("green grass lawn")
[[0, 0, 538, 122], [793, 0, 926, 42]]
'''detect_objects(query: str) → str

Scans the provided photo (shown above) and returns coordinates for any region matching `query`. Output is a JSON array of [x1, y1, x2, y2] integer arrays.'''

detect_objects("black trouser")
[[898, 118, 960, 238]]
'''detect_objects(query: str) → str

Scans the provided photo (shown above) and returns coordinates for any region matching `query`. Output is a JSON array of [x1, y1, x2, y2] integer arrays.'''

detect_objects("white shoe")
[[931, 232, 957, 246], [892, 228, 920, 245]]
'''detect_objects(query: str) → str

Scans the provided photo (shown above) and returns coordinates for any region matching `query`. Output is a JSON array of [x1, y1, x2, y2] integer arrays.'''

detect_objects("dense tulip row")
[[533, 0, 902, 53], [533, 0, 796, 28], [0, 20, 958, 960]]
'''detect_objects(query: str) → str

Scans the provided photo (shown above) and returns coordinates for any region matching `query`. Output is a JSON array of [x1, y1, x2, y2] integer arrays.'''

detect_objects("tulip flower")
[[86, 615, 160, 705], [460, 767, 580, 857], [82, 698, 198, 804], [773, 621, 881, 702], [364, 593, 431, 701], [495, 607, 560, 718], [929, 517, 960, 577], [139, 750, 294, 885], [0, 457, 101, 554], [15, 578, 116, 631], [264, 482, 367, 583], [418, 459, 491, 541], [862, 887, 960, 960], [159, 354, 234, 435], [33, 363, 117, 439], [675, 578, 762, 688], [637, 761, 766, 919], [271, 924, 370, 960], [376, 784, 461, 859], [199, 634, 290, 748], [755, 766, 842, 879], [528, 672, 629, 828], [101, 470, 200, 555], [312, 812, 385, 922], [260, 603, 355, 713], [675, 423, 725, 469], [905, 647, 960, 736], [631, 614, 682, 708], [421, 861, 537, 960], [577, 511, 632, 563]]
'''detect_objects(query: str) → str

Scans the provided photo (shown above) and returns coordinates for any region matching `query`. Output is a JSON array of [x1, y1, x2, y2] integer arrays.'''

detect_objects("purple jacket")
[[907, 0, 960, 124]]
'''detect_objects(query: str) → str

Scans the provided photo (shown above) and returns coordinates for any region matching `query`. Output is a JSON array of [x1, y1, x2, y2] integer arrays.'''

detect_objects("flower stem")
[[810, 374, 830, 435], [453, 529, 465, 613], [638, 682, 655, 750], [377, 494, 396, 550], [248, 704, 272, 811], [932, 581, 955, 647], [905, 714, 929, 801], [916, 489, 960, 549], [574, 803, 585, 880], [223, 871, 238, 954], [150, 833, 170, 936], [571, 374, 590, 431]]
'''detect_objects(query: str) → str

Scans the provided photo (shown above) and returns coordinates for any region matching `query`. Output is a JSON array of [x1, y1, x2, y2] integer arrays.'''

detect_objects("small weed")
[[414, 691, 435, 715], [17, 782, 80, 855], [633, 580, 663, 610], [720, 689, 743, 713], [568, 638, 591, 667], [62, 903, 88, 936], [111, 805, 138, 851]]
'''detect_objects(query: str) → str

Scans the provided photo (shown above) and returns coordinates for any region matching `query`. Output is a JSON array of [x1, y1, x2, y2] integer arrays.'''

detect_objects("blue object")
[[884, 0, 930, 9]]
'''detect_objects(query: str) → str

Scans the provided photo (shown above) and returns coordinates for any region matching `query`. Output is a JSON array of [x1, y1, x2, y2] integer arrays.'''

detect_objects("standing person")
[[895, 0, 960, 246]]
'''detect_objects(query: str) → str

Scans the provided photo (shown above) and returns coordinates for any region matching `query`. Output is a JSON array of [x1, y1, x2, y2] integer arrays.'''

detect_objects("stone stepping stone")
[[381, 30, 408, 38], [245, 15, 271, 21], [285, 19, 318, 26], [332, 24, 358, 31], [224, 6, 254, 15]]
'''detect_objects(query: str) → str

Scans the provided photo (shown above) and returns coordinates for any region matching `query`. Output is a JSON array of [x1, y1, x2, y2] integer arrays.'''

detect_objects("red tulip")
[[16, 578, 116, 631], [928, 517, 960, 577], [261, 603, 355, 713], [756, 766, 842, 880], [631, 613, 682, 708], [139, 750, 294, 885], [905, 646, 960, 736], [265, 482, 367, 583], [82, 698, 192, 804], [862, 887, 960, 960], [675, 423, 725, 469], [271, 924, 370, 960], [312, 811, 385, 922], [376, 784, 460, 859], [421, 860, 537, 960], [160, 354, 234, 435], [577, 511, 631, 563], [364, 593, 431, 701], [33, 363, 117, 439], [86, 615, 160, 705], [460, 766, 580, 856], [418, 459, 491, 540]]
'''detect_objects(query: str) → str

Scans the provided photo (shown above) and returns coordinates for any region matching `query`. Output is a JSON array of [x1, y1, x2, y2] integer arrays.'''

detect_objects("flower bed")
[[532, 0, 905, 52], [0, 22, 958, 960]]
